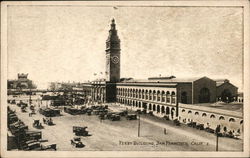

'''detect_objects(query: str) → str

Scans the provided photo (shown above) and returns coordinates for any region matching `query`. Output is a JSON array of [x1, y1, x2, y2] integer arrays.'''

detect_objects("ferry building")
[[82, 19, 243, 134]]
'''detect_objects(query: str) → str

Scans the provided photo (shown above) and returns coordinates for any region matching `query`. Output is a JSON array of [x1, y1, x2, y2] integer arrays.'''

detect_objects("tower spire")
[[106, 18, 120, 50], [110, 18, 116, 30], [105, 18, 121, 83]]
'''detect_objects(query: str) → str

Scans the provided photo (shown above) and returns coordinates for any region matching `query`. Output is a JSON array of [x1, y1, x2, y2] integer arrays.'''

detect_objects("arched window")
[[229, 118, 235, 122], [210, 114, 215, 118], [142, 89, 145, 99], [133, 89, 136, 98], [166, 107, 170, 115], [145, 90, 148, 100], [149, 104, 152, 110], [202, 113, 207, 117], [161, 91, 165, 102], [135, 89, 138, 98], [153, 104, 156, 111], [157, 105, 160, 113], [171, 91, 176, 104], [157, 91, 161, 101], [182, 109, 185, 112], [161, 106, 165, 113], [195, 112, 199, 115], [153, 90, 156, 101], [240, 120, 243, 124], [149, 90, 152, 100], [219, 116, 225, 120], [188, 110, 192, 114], [166, 91, 170, 103]]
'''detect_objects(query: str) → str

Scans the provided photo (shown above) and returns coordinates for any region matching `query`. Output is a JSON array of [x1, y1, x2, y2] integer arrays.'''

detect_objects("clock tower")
[[105, 18, 120, 83]]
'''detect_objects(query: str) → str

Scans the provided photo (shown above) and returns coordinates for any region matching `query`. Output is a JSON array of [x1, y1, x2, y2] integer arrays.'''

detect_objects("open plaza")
[[7, 93, 243, 151]]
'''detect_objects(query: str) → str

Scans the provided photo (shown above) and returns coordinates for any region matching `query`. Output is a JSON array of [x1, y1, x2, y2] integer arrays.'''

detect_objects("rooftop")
[[179, 102, 243, 118], [120, 76, 205, 84]]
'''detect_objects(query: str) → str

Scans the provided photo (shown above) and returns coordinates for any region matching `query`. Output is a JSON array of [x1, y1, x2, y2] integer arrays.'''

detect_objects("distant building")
[[48, 81, 83, 91], [238, 92, 243, 102], [215, 79, 238, 102], [7, 73, 36, 89]]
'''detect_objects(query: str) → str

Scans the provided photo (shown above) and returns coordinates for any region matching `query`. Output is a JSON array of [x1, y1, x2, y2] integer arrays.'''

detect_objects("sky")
[[7, 5, 243, 90]]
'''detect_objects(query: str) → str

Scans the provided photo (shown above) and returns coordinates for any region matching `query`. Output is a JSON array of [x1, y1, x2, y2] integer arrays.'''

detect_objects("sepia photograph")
[[1, 1, 249, 157]]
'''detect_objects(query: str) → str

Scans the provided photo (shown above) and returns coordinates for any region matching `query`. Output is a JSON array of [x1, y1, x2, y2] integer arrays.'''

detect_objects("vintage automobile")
[[23, 140, 41, 151], [9, 121, 28, 135], [25, 131, 42, 141], [118, 110, 128, 116], [73, 126, 89, 136], [39, 107, 60, 117], [109, 114, 121, 121], [8, 115, 18, 126], [33, 120, 44, 129], [187, 122, 197, 128], [87, 109, 92, 115], [126, 114, 137, 120], [136, 109, 142, 114], [11, 100, 16, 104], [17, 101, 28, 107], [70, 137, 84, 148], [99, 114, 105, 120], [196, 124, 204, 130], [41, 143, 57, 151], [64, 107, 82, 115], [173, 119, 181, 126], [205, 127, 215, 133], [43, 117, 54, 126]]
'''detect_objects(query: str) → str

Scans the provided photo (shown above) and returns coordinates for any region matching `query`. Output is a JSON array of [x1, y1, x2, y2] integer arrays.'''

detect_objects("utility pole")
[[215, 125, 220, 151], [216, 133, 219, 151], [138, 114, 140, 137]]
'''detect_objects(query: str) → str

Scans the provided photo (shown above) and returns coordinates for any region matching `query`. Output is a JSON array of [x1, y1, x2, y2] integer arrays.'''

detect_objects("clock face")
[[111, 56, 119, 64]]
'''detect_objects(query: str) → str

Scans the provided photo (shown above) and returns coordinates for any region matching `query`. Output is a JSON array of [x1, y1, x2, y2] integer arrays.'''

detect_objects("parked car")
[[43, 117, 54, 126], [33, 120, 44, 129], [109, 114, 121, 121], [126, 114, 137, 120], [73, 126, 89, 136], [11, 100, 16, 104], [70, 137, 84, 148], [41, 143, 57, 151], [196, 124, 204, 130], [24, 141, 41, 150]]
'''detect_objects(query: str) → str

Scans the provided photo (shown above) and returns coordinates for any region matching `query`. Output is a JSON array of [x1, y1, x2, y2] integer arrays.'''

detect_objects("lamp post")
[[216, 133, 219, 151], [138, 113, 140, 137], [215, 125, 220, 151]]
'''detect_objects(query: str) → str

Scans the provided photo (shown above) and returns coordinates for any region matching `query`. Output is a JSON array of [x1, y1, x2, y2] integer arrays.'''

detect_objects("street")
[[8, 95, 243, 151]]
